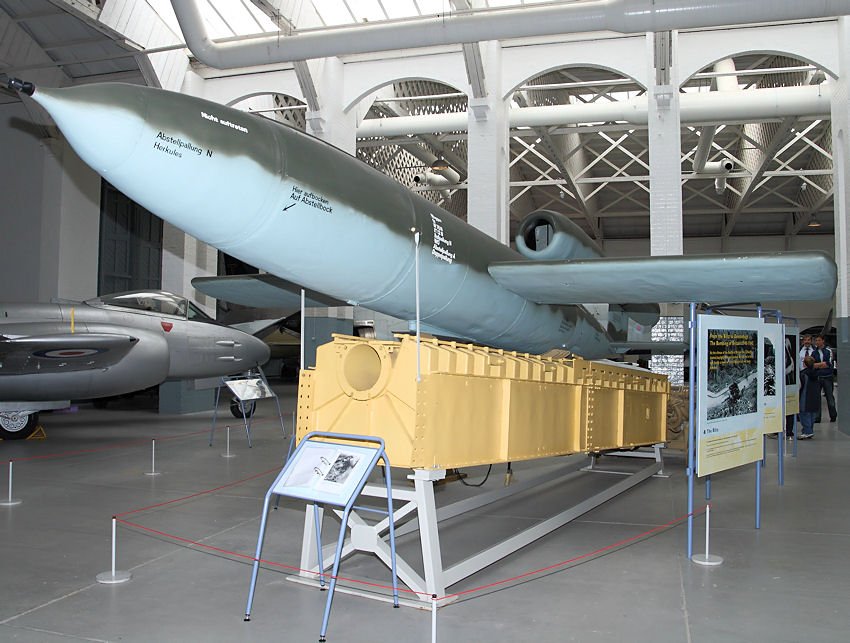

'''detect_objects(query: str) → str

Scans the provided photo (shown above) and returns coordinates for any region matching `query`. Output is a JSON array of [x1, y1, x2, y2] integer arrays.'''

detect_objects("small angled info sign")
[[225, 378, 275, 402], [271, 439, 379, 507]]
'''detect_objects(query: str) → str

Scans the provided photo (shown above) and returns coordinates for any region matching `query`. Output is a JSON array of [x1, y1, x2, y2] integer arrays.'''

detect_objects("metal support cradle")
[[294, 450, 663, 608]]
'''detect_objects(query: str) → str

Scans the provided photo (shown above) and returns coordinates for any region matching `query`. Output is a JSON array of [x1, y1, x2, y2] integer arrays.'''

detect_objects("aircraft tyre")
[[230, 399, 256, 419], [0, 411, 39, 440]]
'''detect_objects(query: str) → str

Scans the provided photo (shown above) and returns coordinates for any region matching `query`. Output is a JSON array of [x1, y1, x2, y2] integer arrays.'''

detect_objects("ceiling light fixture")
[[807, 215, 822, 228]]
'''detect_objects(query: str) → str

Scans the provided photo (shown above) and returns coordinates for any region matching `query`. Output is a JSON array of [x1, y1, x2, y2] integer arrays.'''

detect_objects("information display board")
[[271, 439, 380, 506], [696, 314, 764, 477], [761, 322, 785, 435], [225, 377, 275, 402], [784, 327, 800, 415]]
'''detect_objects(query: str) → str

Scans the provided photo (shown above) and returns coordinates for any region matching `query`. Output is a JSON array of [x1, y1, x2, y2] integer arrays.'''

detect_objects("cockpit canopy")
[[85, 290, 214, 322]]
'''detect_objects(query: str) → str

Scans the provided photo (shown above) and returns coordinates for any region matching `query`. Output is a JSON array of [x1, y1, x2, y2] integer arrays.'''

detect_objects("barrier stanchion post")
[[96, 517, 132, 584], [145, 439, 161, 476], [755, 457, 761, 529], [0, 460, 22, 507], [691, 504, 723, 566], [222, 425, 236, 458], [431, 594, 438, 643]]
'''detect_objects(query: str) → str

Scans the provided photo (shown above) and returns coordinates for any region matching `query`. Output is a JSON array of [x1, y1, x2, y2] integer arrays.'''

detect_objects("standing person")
[[812, 334, 837, 423], [798, 334, 813, 371], [799, 356, 819, 438]]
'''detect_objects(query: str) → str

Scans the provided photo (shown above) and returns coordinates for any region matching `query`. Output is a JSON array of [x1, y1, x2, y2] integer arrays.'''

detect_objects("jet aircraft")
[[5, 80, 837, 371], [0, 290, 270, 439]]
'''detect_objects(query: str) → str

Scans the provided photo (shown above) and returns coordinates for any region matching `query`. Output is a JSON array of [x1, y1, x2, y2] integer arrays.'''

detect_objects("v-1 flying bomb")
[[0, 290, 270, 439], [7, 80, 836, 367]]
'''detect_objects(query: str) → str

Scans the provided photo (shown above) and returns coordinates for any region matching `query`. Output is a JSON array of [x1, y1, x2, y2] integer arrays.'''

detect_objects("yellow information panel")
[[697, 315, 764, 477], [297, 334, 669, 469]]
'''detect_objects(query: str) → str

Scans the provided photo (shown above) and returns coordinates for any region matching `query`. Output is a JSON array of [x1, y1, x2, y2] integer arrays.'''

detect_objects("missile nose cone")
[[27, 83, 146, 176], [22, 82, 279, 250]]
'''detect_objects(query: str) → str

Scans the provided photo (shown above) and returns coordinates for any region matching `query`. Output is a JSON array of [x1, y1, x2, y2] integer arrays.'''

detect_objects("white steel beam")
[[357, 84, 832, 138]]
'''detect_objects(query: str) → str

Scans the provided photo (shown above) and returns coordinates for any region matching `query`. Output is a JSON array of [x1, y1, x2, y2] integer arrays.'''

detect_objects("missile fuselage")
[[30, 83, 610, 357]]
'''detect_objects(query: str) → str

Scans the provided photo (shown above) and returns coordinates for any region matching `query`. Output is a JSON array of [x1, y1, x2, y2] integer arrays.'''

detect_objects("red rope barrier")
[[7, 415, 285, 465], [440, 505, 705, 601], [8, 428, 209, 464], [114, 500, 707, 603], [115, 467, 280, 517], [115, 517, 421, 597]]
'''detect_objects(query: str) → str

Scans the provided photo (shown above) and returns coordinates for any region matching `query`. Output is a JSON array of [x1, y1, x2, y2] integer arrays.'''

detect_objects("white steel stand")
[[691, 504, 723, 566], [583, 444, 668, 478], [221, 426, 237, 458], [144, 439, 161, 476], [0, 461, 22, 507], [294, 452, 662, 608], [96, 517, 132, 584]]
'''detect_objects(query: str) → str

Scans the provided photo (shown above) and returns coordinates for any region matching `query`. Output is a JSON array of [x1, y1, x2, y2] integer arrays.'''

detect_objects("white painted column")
[[306, 57, 358, 155], [830, 17, 850, 433], [466, 41, 510, 245], [647, 32, 683, 257]]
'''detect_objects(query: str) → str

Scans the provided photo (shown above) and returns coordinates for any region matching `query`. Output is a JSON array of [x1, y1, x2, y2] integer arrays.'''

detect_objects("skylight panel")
[[381, 0, 420, 20], [200, 1, 234, 38], [147, 0, 181, 35], [312, 1, 357, 26], [415, 0, 449, 17], [207, 0, 277, 36], [347, 0, 388, 23]]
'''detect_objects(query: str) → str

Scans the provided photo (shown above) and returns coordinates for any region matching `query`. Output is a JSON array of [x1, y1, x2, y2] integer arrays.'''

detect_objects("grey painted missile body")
[[25, 82, 610, 357]]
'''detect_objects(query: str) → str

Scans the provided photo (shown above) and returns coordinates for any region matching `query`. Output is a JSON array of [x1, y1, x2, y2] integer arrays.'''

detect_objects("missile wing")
[[489, 252, 837, 304], [191, 274, 344, 309], [7, 79, 837, 364]]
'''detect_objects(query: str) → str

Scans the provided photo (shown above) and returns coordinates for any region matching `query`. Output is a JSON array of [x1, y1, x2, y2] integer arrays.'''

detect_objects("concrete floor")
[[1, 385, 848, 643]]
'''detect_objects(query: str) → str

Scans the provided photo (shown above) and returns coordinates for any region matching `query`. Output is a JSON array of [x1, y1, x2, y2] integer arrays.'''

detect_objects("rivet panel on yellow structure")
[[296, 334, 669, 469]]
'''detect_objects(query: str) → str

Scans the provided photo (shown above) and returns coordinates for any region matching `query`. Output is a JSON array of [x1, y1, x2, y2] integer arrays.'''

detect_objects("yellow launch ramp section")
[[297, 334, 669, 469]]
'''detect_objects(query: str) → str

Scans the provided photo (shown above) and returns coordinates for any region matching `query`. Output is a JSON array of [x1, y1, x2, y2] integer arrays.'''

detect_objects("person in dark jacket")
[[799, 356, 819, 438], [812, 334, 837, 423]]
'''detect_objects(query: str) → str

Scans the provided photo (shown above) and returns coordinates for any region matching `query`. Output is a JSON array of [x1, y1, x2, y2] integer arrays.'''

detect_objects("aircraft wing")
[[192, 274, 345, 309], [0, 333, 139, 375], [488, 252, 836, 304]]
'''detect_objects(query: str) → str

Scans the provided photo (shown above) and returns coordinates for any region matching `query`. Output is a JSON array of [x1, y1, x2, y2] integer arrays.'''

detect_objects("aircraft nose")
[[243, 335, 271, 368]]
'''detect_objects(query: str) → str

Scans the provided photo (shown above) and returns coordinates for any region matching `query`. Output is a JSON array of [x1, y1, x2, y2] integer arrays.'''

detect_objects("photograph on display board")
[[764, 334, 776, 398], [225, 377, 275, 401], [761, 323, 785, 434], [706, 328, 759, 420], [784, 328, 800, 415], [272, 440, 379, 506]]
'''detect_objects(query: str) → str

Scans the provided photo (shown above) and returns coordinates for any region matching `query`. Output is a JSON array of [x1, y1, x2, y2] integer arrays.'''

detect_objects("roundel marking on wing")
[[33, 348, 107, 358]]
